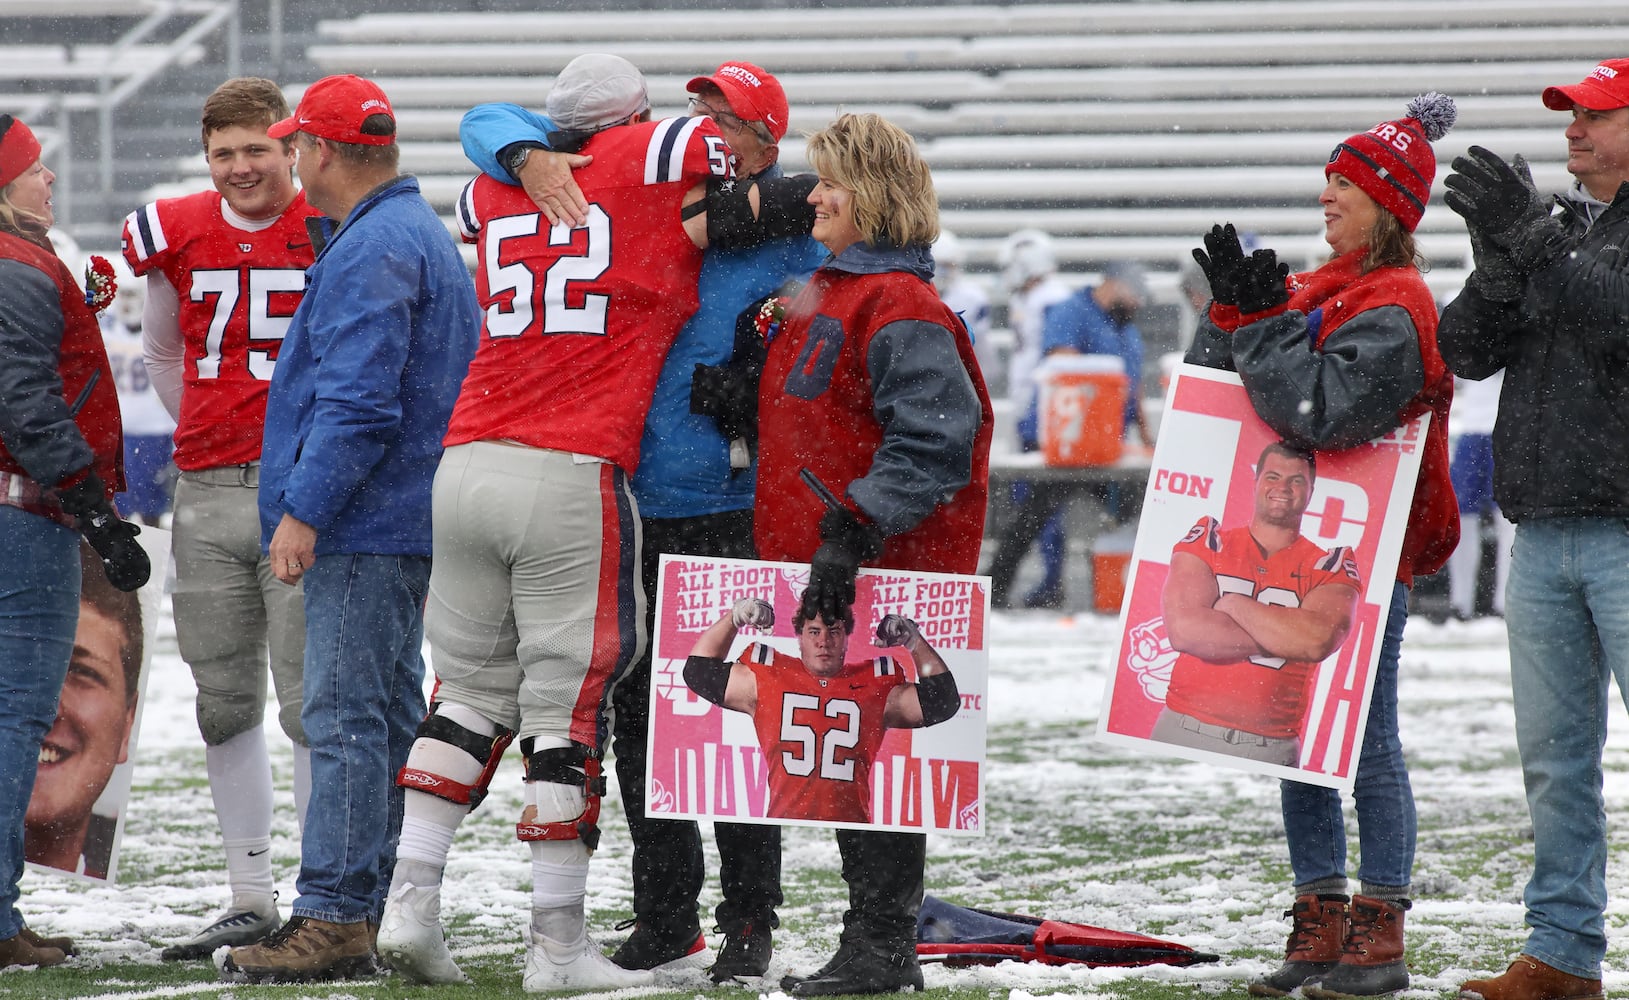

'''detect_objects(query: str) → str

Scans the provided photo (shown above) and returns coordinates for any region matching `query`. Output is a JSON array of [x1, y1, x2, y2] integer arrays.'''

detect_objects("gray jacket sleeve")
[[1230, 305, 1425, 451], [0, 258, 93, 486], [847, 318, 982, 536], [1184, 313, 1237, 370], [1439, 283, 1520, 380]]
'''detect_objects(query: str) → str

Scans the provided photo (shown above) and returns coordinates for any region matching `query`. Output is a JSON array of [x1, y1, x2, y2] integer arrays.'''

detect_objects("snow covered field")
[[15, 601, 1629, 1000]]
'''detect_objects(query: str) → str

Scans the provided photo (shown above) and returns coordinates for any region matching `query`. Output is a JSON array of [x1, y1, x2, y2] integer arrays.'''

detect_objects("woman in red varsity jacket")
[[754, 112, 992, 997], [1184, 95, 1460, 1000], [0, 115, 146, 971]]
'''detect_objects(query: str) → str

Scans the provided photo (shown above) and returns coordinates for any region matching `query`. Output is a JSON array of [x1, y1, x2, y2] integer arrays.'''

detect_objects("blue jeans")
[[293, 553, 429, 924], [1281, 580, 1415, 892], [0, 508, 80, 940], [1505, 518, 1629, 980]]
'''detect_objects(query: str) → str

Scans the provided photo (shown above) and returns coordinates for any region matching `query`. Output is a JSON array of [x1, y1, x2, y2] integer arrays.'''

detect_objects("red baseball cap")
[[687, 62, 789, 141], [268, 74, 396, 146], [0, 115, 42, 189], [1542, 59, 1629, 112]]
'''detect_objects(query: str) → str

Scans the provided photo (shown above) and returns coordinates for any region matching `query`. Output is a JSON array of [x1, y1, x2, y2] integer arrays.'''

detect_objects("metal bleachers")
[[131, 0, 1625, 312]]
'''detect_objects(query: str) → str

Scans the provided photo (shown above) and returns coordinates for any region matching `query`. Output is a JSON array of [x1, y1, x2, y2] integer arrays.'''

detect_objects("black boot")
[[790, 941, 923, 996], [785, 830, 925, 995]]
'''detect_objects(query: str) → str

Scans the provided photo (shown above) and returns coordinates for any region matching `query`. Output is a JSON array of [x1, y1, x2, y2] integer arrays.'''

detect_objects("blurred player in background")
[[96, 260, 174, 525]]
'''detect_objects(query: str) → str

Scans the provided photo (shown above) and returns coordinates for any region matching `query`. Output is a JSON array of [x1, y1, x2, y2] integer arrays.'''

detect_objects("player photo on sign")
[[26, 527, 168, 882], [646, 555, 988, 834], [1096, 365, 1424, 791]]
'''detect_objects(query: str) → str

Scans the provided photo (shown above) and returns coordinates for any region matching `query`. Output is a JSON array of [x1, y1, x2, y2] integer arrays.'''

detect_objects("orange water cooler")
[[1036, 354, 1128, 467]]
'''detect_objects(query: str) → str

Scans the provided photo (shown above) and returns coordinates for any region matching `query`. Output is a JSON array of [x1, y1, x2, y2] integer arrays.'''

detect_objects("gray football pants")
[[171, 465, 307, 746]]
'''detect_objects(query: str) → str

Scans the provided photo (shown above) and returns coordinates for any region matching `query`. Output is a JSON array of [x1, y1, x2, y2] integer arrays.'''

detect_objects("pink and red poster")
[[1096, 365, 1426, 790], [646, 556, 989, 834]]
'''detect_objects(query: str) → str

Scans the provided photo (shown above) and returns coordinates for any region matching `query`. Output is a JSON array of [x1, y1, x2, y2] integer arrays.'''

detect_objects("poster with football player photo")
[[646, 555, 989, 835], [26, 527, 169, 882], [1096, 364, 1425, 791]]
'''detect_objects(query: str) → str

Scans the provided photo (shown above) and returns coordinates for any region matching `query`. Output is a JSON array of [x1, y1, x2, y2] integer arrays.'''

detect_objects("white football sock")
[[206, 726, 275, 909]]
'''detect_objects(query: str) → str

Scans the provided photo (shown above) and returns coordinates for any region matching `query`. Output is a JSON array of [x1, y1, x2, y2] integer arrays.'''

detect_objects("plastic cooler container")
[[1036, 353, 1128, 466], [1091, 523, 1137, 613]]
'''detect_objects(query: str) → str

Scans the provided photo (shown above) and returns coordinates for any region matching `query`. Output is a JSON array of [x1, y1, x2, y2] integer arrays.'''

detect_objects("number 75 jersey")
[[446, 115, 733, 474], [122, 190, 319, 470], [740, 643, 908, 825]]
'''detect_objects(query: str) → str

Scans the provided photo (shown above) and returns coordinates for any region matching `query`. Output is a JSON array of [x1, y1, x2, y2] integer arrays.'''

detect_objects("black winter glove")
[[804, 506, 884, 625], [57, 472, 150, 592], [690, 361, 759, 443], [1191, 223, 1247, 307], [1465, 224, 1524, 303], [1444, 147, 1569, 273], [1234, 249, 1290, 315]]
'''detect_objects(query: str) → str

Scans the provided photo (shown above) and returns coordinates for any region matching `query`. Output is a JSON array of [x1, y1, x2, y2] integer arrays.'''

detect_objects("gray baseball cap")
[[546, 53, 650, 132]]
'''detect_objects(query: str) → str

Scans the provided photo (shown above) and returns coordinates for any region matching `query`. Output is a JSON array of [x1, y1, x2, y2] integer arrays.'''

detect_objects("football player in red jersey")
[[123, 77, 319, 961], [684, 600, 959, 825], [1154, 440, 1363, 766], [374, 54, 814, 991]]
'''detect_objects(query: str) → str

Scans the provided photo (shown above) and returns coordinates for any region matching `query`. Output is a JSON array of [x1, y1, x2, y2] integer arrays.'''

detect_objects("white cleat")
[[523, 926, 654, 992], [376, 882, 466, 984]]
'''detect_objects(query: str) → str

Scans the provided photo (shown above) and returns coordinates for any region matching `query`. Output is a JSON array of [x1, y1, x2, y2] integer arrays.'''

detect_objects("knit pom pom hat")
[[1326, 92, 1457, 232]]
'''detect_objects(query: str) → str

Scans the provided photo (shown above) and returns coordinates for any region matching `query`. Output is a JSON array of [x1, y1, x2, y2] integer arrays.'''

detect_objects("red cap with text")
[[268, 74, 396, 146], [1542, 59, 1629, 112], [687, 62, 789, 141], [1325, 92, 1457, 233]]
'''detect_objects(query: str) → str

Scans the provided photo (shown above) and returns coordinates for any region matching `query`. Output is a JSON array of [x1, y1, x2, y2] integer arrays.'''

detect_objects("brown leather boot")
[[1303, 895, 1408, 998], [17, 922, 76, 957], [0, 930, 67, 969], [1460, 956, 1605, 1000], [220, 915, 376, 983], [1249, 894, 1348, 997]]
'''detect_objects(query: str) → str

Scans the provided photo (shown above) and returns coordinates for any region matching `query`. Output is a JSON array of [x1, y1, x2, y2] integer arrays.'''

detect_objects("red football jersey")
[[444, 115, 734, 473], [121, 190, 319, 470], [740, 642, 906, 824], [1164, 518, 1363, 740]]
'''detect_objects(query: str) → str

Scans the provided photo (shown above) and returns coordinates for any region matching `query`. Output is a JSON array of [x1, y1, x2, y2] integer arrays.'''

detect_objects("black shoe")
[[1250, 960, 1341, 997], [608, 919, 706, 971], [1022, 582, 1066, 609], [710, 920, 773, 982], [789, 941, 923, 996]]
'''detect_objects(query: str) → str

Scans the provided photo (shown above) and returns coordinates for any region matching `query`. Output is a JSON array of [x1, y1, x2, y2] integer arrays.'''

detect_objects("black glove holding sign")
[[57, 472, 149, 591], [805, 506, 884, 626]]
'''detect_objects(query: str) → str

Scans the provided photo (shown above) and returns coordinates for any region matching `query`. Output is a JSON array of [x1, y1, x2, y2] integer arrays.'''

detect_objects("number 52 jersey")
[[122, 190, 319, 471], [739, 642, 908, 824], [446, 115, 732, 474]]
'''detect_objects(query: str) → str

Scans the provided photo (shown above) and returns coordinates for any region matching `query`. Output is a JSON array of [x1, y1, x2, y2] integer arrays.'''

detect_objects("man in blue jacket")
[[221, 73, 480, 984], [457, 61, 825, 983], [987, 259, 1152, 609]]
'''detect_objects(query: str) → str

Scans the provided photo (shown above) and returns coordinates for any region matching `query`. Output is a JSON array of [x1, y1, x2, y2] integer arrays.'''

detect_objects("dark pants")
[[611, 509, 782, 937], [837, 829, 926, 950]]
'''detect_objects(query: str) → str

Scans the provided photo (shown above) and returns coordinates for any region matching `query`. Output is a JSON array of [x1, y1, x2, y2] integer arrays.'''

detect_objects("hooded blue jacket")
[[259, 176, 480, 555]]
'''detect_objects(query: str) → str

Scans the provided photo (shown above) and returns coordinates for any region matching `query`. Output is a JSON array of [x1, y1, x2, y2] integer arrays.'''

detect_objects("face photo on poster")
[[646, 555, 989, 835], [1096, 365, 1423, 791], [26, 528, 168, 883]]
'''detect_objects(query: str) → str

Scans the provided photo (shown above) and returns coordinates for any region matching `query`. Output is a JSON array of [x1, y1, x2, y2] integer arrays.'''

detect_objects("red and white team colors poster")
[[1096, 365, 1425, 791], [26, 527, 168, 882], [646, 555, 989, 835]]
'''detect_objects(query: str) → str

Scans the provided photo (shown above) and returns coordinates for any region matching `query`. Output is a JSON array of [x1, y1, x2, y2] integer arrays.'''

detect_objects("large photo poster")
[[1096, 365, 1424, 790], [646, 555, 989, 835], [26, 527, 169, 882]]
